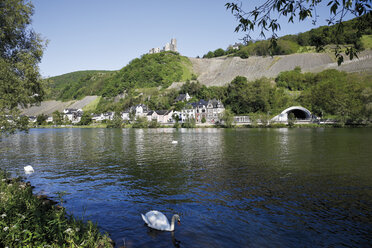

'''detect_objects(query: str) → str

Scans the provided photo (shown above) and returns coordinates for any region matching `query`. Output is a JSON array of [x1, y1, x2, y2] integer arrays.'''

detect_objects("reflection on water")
[[1, 128, 372, 247]]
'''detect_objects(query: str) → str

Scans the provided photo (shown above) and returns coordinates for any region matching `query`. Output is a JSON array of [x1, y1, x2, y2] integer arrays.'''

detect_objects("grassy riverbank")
[[0, 170, 113, 247]]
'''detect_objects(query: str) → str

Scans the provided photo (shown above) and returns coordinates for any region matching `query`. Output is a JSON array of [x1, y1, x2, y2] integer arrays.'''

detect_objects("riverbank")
[[33, 122, 372, 129], [0, 170, 113, 247]]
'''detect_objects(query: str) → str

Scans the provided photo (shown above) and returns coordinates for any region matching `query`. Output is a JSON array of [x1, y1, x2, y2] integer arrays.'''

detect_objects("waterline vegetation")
[[0, 170, 113, 247]]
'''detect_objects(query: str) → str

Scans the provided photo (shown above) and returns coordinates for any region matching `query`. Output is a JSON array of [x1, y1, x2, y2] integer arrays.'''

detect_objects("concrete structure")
[[234, 116, 251, 124], [271, 106, 315, 123], [149, 38, 177, 54]]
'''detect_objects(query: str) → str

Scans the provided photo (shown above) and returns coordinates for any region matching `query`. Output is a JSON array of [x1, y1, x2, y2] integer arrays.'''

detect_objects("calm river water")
[[1, 128, 371, 247]]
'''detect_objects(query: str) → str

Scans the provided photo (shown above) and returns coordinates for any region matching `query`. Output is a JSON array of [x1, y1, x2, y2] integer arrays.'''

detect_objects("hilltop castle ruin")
[[149, 38, 177, 54]]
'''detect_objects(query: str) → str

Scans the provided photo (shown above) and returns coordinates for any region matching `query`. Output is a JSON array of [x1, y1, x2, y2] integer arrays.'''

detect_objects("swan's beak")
[[177, 220, 181, 225]]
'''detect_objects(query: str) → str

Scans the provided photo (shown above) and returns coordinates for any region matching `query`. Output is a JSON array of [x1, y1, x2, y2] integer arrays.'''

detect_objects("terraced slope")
[[190, 50, 372, 86], [20, 96, 99, 116]]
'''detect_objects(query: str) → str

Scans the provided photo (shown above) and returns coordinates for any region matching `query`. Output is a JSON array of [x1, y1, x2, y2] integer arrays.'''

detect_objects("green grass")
[[180, 56, 193, 81], [0, 170, 113, 247], [82, 96, 102, 112], [361, 35, 372, 49]]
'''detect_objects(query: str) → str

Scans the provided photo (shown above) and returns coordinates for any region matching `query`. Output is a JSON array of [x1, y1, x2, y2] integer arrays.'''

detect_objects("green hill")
[[45, 52, 194, 100], [45, 70, 114, 100]]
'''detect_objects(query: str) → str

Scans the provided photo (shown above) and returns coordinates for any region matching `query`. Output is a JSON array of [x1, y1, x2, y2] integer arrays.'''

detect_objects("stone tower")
[[171, 38, 177, 52]]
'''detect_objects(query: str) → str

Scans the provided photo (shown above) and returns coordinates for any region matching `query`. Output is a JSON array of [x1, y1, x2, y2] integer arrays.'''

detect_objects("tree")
[[52, 111, 63, 125], [181, 118, 196, 128], [225, 0, 371, 65], [287, 112, 295, 127], [36, 114, 47, 126], [79, 112, 93, 126], [221, 109, 235, 127], [1, 0, 46, 135], [132, 116, 148, 128], [213, 48, 226, 57]]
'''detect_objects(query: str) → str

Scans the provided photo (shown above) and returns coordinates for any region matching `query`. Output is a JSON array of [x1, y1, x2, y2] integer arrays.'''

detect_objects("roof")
[[155, 110, 172, 115], [190, 99, 208, 108], [208, 99, 224, 108], [175, 94, 187, 102]]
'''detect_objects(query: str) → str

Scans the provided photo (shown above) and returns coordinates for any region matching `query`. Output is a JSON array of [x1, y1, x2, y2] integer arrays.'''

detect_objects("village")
[[26, 93, 228, 126]]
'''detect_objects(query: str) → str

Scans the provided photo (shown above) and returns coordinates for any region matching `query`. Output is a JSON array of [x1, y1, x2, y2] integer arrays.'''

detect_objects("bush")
[[0, 170, 113, 247], [181, 118, 196, 128], [132, 117, 148, 128]]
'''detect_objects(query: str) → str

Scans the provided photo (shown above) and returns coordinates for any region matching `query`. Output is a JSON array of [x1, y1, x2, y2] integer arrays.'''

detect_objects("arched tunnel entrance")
[[271, 106, 314, 123], [287, 109, 309, 120]]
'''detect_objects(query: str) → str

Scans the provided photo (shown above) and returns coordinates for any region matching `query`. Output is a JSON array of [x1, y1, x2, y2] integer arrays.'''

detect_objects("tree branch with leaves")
[[226, 0, 371, 64]]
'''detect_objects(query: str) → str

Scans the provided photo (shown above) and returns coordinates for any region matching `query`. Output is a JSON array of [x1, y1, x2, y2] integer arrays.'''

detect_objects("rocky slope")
[[189, 50, 372, 86]]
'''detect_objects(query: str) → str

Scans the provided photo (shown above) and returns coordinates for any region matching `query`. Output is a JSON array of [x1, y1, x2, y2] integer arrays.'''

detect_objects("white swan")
[[141, 210, 180, 231], [24, 165, 34, 174], [171, 140, 178, 144]]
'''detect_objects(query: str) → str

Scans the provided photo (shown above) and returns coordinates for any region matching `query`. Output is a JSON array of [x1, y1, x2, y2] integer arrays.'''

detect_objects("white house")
[[146, 111, 158, 122], [176, 105, 196, 123], [28, 116, 37, 123], [122, 104, 150, 121], [63, 108, 83, 123], [46, 116, 53, 123], [155, 110, 173, 124]]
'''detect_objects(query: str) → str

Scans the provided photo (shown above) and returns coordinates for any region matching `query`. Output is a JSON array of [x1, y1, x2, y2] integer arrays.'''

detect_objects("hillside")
[[45, 70, 114, 100], [20, 96, 99, 116], [45, 52, 194, 100], [190, 50, 372, 87]]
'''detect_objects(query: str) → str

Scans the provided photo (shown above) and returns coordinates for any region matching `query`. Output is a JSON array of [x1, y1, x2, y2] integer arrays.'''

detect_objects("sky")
[[31, 0, 352, 77]]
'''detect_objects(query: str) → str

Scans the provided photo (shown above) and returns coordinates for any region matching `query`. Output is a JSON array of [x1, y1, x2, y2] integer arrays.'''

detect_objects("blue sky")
[[31, 0, 351, 77]]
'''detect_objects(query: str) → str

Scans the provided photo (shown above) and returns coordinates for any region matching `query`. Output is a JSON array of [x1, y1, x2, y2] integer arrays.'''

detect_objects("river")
[[1, 128, 371, 247]]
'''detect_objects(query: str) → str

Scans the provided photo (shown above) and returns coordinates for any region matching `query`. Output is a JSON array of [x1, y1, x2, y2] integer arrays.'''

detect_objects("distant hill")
[[45, 52, 193, 100]]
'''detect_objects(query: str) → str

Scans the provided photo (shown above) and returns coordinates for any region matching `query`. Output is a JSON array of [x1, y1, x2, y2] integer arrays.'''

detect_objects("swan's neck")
[[170, 215, 177, 231]]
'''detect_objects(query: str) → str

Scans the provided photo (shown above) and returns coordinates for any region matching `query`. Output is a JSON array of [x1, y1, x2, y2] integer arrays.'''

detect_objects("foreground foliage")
[[0, 0, 46, 135], [0, 170, 113, 247]]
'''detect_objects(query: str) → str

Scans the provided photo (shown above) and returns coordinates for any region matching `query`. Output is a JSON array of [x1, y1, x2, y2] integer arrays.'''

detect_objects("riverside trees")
[[0, 0, 46, 135]]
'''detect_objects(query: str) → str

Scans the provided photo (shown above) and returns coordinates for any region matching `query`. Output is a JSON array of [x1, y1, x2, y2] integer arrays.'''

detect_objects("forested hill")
[[45, 51, 193, 100], [44, 70, 114, 100]]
